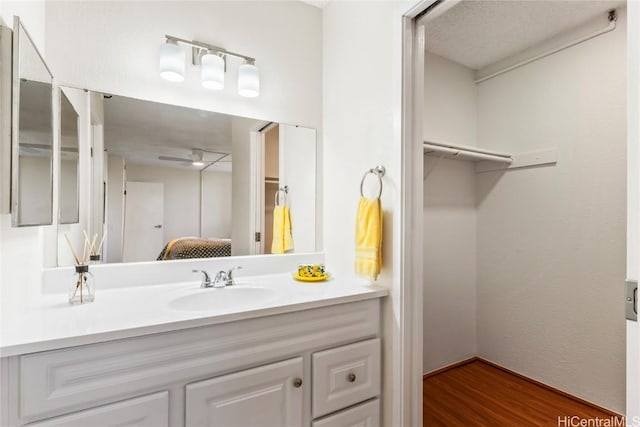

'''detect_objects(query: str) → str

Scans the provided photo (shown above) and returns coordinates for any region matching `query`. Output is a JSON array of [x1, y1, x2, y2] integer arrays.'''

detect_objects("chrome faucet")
[[213, 266, 243, 288], [193, 269, 212, 288]]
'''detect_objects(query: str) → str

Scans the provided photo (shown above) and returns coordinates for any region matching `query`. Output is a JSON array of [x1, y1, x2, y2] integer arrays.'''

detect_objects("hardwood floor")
[[423, 360, 623, 427]]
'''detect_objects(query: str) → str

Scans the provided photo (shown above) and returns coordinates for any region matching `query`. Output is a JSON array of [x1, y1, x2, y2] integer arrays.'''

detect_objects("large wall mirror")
[[11, 17, 54, 226], [59, 88, 80, 224], [57, 87, 317, 266]]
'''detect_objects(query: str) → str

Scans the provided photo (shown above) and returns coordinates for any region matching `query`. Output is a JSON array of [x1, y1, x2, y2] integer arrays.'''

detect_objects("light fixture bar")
[[165, 35, 255, 64]]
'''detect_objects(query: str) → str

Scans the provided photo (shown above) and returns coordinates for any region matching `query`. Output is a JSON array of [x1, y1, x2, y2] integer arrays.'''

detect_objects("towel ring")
[[275, 185, 289, 206], [360, 165, 386, 199]]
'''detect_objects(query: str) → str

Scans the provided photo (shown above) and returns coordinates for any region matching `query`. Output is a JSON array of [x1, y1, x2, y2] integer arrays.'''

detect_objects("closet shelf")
[[423, 141, 512, 163], [423, 140, 558, 173]]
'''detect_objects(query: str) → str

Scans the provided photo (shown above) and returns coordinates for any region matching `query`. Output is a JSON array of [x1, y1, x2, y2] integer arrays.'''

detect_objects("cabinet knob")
[[347, 373, 356, 383], [293, 378, 303, 388]]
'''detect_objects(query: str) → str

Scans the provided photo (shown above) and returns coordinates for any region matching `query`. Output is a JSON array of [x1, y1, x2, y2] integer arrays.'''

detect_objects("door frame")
[[627, 1, 639, 420], [249, 121, 274, 255], [398, 1, 433, 426], [406, 0, 637, 421]]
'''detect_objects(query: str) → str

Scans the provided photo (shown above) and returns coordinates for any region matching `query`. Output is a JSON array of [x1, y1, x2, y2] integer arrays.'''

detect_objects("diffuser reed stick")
[[64, 233, 80, 265], [65, 231, 96, 305]]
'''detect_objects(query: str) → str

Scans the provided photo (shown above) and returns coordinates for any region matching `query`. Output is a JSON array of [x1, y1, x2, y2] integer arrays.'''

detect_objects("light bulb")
[[201, 51, 225, 90], [159, 40, 185, 82], [238, 62, 259, 98]]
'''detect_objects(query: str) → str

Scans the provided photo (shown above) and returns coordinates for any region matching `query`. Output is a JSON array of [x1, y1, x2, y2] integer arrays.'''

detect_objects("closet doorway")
[[419, 0, 628, 422]]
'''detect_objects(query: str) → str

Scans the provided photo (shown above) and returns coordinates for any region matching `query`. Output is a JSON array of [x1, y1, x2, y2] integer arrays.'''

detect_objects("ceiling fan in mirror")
[[158, 148, 231, 167]]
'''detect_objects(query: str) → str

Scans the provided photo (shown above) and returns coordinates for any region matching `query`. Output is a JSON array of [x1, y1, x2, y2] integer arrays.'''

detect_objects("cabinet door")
[[26, 391, 168, 427], [186, 357, 303, 427], [312, 399, 380, 427]]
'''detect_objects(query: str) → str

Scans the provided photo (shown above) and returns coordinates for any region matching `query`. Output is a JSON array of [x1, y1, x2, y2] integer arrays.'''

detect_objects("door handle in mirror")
[[626, 280, 637, 321], [154, 225, 162, 229]]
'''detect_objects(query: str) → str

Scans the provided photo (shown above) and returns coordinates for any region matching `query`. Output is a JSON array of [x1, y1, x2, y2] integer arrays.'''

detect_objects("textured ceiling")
[[425, 0, 625, 70]]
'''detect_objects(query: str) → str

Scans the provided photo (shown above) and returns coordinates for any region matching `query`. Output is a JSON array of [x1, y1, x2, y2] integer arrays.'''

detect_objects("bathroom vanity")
[[0, 273, 387, 427]]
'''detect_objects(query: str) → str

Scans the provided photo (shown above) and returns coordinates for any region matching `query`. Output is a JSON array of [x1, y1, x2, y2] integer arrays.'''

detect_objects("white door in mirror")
[[123, 181, 164, 262]]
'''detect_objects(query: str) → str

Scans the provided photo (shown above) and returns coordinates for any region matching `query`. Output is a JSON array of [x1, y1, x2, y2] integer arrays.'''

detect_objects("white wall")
[[201, 170, 232, 239], [475, 9, 627, 413], [323, 2, 419, 425], [1, 1, 45, 48], [424, 52, 477, 147], [44, 1, 321, 131], [423, 52, 477, 373], [0, 1, 48, 315], [126, 164, 201, 244]]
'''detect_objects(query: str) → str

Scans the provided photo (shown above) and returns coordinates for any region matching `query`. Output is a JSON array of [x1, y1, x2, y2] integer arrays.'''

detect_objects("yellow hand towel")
[[271, 205, 294, 254], [355, 197, 382, 280]]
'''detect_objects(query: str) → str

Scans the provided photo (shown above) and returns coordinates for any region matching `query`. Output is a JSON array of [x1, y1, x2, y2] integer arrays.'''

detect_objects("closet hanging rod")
[[424, 144, 512, 163], [475, 10, 617, 84], [424, 140, 511, 157], [423, 141, 512, 163]]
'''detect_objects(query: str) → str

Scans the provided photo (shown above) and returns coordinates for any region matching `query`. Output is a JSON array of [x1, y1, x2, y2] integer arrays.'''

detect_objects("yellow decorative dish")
[[293, 272, 330, 282]]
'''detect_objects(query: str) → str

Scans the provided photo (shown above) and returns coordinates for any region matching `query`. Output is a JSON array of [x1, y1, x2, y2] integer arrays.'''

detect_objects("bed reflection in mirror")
[[57, 89, 317, 266]]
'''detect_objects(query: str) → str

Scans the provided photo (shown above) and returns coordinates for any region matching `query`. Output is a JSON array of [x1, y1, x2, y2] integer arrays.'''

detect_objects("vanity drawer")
[[312, 399, 380, 427], [25, 391, 168, 427], [312, 338, 380, 418]]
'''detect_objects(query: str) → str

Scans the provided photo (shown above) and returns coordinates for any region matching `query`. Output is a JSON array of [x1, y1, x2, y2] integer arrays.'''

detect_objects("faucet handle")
[[192, 269, 211, 288], [226, 266, 243, 285]]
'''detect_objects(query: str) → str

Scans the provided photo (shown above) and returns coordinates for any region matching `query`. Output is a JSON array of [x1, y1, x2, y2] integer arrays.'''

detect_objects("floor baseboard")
[[423, 357, 622, 418], [422, 356, 479, 379]]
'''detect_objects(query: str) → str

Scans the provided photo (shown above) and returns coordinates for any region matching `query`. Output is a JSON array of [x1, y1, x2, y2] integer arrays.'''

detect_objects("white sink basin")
[[169, 287, 278, 312]]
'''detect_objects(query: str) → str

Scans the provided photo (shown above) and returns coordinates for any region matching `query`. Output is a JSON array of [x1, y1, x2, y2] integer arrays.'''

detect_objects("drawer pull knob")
[[347, 373, 357, 383], [293, 378, 303, 388]]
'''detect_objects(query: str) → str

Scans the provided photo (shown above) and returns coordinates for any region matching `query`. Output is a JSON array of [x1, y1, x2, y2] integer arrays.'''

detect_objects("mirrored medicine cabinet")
[[10, 16, 54, 227]]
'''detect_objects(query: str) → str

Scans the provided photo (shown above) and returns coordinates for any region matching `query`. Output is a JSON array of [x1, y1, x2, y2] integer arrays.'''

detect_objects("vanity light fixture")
[[201, 50, 225, 90], [159, 35, 259, 97], [238, 60, 260, 98], [159, 39, 186, 82]]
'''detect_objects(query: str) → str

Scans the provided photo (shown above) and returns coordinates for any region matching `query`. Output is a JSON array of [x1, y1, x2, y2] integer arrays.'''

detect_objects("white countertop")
[[0, 273, 387, 357]]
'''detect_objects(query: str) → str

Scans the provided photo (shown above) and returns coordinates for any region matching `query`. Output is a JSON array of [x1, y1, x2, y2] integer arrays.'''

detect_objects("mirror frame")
[[11, 16, 54, 227], [58, 88, 80, 225]]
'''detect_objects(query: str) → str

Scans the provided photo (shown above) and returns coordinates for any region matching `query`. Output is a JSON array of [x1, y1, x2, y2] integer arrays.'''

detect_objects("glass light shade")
[[201, 53, 225, 90], [238, 63, 259, 98], [159, 41, 185, 82]]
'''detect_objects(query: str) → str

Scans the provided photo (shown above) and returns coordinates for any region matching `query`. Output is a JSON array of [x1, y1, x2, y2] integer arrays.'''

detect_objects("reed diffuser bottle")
[[69, 264, 95, 305]]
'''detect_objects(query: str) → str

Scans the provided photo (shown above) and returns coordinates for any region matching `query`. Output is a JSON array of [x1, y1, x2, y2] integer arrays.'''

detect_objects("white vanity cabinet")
[[1, 298, 382, 427]]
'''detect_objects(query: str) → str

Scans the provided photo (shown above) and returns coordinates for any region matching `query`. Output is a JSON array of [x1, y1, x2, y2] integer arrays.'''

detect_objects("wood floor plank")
[[423, 360, 623, 427]]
